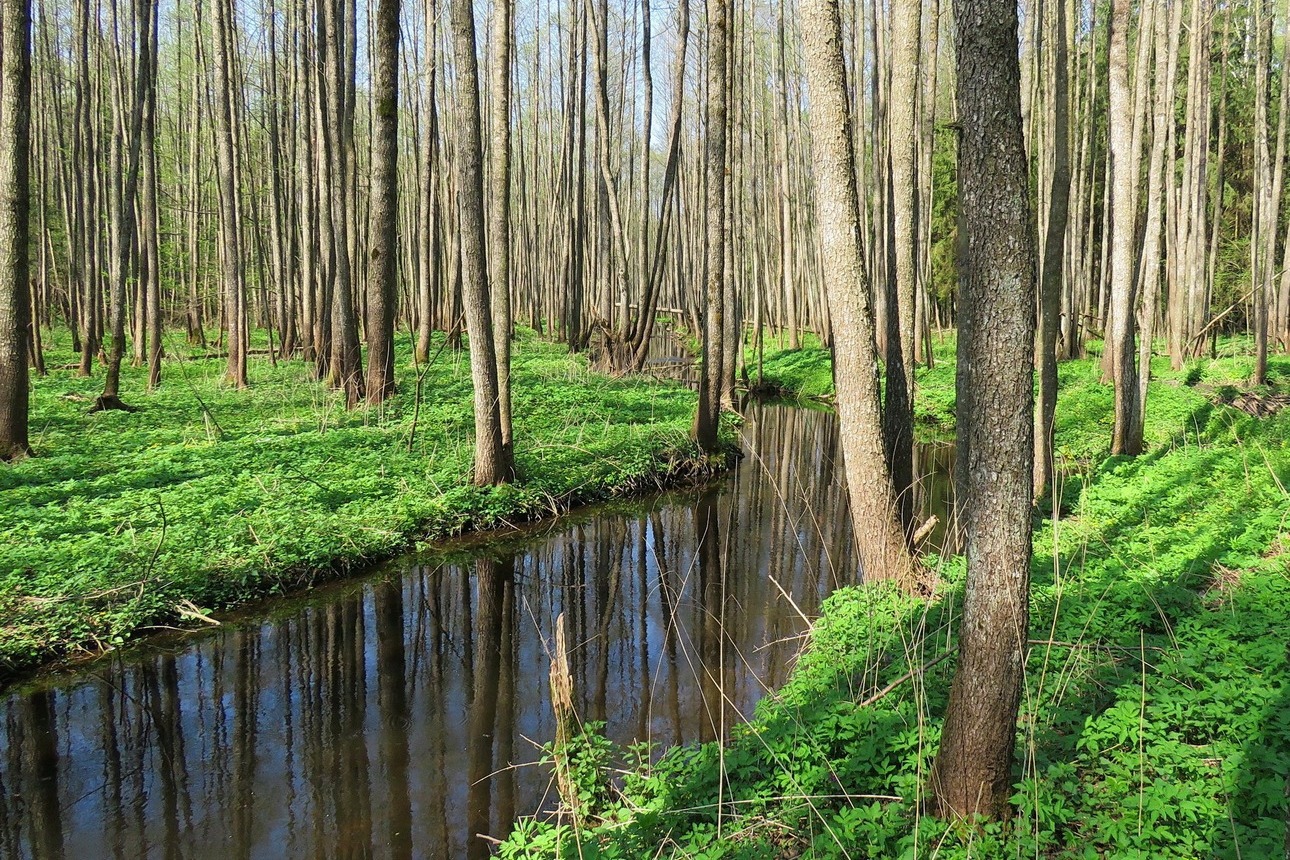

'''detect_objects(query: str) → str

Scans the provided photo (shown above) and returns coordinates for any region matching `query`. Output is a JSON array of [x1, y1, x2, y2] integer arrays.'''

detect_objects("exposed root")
[[89, 395, 138, 414], [0, 441, 32, 463]]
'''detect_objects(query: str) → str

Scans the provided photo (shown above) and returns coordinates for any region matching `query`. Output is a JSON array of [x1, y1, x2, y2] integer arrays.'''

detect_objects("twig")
[[165, 331, 225, 435], [1027, 638, 1168, 655], [1189, 285, 1259, 350], [856, 647, 957, 709], [912, 515, 939, 546], [408, 316, 464, 454], [175, 599, 220, 627], [139, 497, 167, 598]]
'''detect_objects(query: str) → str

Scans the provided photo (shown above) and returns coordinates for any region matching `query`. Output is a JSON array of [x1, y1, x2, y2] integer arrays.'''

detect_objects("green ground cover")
[[0, 329, 729, 681], [747, 333, 958, 436], [503, 343, 1290, 859]]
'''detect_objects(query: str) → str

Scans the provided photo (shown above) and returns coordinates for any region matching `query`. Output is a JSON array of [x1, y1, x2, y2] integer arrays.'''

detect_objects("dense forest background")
[[18, 0, 1290, 401]]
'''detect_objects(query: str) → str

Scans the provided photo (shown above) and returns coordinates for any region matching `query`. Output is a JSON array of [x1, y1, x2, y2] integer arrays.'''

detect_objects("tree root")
[[89, 395, 138, 413]]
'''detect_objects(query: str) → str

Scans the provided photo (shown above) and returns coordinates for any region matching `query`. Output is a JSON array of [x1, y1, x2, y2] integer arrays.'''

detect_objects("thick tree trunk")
[[450, 0, 512, 484], [364, 0, 399, 404], [0, 0, 32, 460], [799, 0, 922, 591], [928, 0, 1035, 819]]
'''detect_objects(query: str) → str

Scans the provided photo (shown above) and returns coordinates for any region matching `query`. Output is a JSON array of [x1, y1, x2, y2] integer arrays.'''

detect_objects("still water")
[[0, 403, 953, 859]]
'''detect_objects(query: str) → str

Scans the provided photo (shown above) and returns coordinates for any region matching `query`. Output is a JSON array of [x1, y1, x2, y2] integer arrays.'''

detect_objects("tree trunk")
[[1251, 0, 1274, 385], [1136, 0, 1170, 440], [323, 0, 362, 405], [692, 0, 727, 454], [415, 0, 440, 363], [928, 0, 1035, 819], [799, 0, 922, 592], [364, 0, 400, 403], [1034, 0, 1070, 499], [1106, 0, 1141, 455], [99, 0, 154, 408], [628, 0, 689, 372], [141, 2, 160, 390], [212, 0, 247, 388], [487, 0, 515, 453], [885, 0, 920, 534], [0, 0, 32, 460], [450, 0, 512, 484]]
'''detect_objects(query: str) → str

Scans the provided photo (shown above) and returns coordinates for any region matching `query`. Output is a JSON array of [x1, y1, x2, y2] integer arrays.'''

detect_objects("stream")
[[0, 402, 954, 859]]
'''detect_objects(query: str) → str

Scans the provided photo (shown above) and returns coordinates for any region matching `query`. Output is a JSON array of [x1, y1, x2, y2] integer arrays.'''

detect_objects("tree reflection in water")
[[0, 403, 954, 858]]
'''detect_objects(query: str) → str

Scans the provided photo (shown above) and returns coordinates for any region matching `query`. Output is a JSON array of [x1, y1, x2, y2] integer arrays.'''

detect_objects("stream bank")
[[0, 331, 734, 684], [500, 346, 1290, 859], [0, 400, 964, 857]]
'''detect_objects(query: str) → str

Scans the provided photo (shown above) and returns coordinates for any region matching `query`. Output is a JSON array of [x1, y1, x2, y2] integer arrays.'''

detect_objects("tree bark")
[[692, 0, 727, 454], [885, 0, 920, 534], [450, 0, 512, 484], [415, 0, 440, 363], [1251, 0, 1274, 385], [928, 0, 1035, 819], [0, 0, 32, 460], [141, 2, 161, 390], [1136, 0, 1170, 440], [364, 0, 400, 404], [212, 0, 247, 388], [487, 0, 515, 452], [1106, 0, 1141, 455], [799, 0, 922, 591], [1034, 0, 1070, 499]]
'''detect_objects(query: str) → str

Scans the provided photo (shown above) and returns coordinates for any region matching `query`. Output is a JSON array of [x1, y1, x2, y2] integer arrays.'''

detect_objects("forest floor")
[[0, 329, 733, 683], [503, 337, 1290, 859]]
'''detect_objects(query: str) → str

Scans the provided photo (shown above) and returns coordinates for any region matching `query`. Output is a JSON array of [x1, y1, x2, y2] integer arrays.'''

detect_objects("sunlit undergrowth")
[[0, 328, 731, 681], [749, 333, 959, 436], [502, 348, 1290, 859]]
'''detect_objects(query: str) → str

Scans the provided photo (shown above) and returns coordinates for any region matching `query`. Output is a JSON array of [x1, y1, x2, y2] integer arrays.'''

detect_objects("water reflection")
[[0, 403, 953, 859]]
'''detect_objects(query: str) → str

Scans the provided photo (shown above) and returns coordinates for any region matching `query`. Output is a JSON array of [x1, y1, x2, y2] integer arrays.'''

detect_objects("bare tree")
[[1106, 0, 1140, 454], [799, 0, 922, 591], [692, 0, 727, 454], [487, 0, 515, 454], [927, 0, 1035, 818], [365, 0, 400, 403], [450, 0, 512, 484], [96, 0, 156, 410], [0, 0, 32, 460]]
